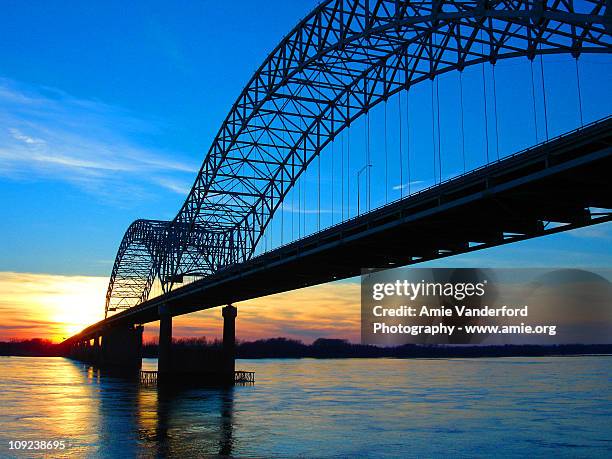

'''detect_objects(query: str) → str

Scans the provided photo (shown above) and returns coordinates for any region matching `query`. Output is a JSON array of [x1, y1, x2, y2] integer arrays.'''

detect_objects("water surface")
[[0, 356, 610, 457]]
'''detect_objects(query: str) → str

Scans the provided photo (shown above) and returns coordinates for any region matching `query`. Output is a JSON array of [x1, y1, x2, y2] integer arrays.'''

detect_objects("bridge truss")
[[105, 0, 611, 317]]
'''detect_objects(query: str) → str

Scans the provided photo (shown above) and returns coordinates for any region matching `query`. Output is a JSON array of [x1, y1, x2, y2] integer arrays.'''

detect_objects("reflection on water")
[[0, 356, 611, 457], [0, 357, 235, 458]]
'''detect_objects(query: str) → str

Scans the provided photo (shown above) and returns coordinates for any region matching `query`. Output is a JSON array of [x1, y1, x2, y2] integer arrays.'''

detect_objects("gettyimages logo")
[[371, 279, 487, 301]]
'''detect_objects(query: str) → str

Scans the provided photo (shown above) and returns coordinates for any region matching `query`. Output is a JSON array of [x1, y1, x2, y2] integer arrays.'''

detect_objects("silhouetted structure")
[[60, 0, 611, 383]]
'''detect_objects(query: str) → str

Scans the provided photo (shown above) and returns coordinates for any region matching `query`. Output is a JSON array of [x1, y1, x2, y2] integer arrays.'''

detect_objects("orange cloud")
[[0, 272, 107, 341], [145, 281, 361, 344], [0, 272, 362, 344]]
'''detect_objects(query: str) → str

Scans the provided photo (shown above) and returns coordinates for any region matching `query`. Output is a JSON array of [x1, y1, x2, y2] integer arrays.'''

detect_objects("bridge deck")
[[66, 117, 612, 343]]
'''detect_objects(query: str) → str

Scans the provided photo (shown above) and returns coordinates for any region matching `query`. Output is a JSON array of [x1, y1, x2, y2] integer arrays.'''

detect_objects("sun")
[[47, 278, 106, 340], [0, 272, 107, 342]]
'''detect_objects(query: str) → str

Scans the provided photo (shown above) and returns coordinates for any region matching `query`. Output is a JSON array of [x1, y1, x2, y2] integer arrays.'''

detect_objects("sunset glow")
[[0, 272, 106, 342], [0, 271, 361, 343]]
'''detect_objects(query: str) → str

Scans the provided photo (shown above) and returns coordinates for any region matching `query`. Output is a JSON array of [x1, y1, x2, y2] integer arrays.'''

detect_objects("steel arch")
[[105, 0, 611, 317]]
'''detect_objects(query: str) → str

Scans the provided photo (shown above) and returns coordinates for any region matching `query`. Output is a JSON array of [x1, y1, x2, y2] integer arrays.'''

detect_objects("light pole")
[[357, 164, 372, 216]]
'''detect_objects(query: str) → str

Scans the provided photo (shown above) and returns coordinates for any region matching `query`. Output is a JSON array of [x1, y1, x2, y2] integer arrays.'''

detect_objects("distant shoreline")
[[3, 354, 612, 362], [2, 338, 611, 359], [233, 339, 612, 359]]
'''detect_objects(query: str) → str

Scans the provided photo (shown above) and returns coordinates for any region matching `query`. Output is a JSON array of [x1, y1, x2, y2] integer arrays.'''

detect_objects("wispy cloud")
[[155, 177, 192, 195], [0, 271, 361, 344], [166, 281, 361, 344], [0, 78, 198, 200], [0, 271, 107, 341], [392, 180, 424, 191]]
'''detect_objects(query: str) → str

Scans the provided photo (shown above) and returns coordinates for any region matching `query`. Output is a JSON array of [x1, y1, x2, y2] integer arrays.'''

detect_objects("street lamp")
[[357, 164, 372, 216]]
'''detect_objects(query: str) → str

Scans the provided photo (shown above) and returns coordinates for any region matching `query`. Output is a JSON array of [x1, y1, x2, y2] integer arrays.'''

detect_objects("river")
[[0, 356, 610, 457]]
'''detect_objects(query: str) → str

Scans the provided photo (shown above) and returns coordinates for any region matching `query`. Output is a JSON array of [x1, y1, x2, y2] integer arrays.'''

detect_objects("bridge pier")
[[68, 304, 239, 385], [67, 326, 142, 375], [99, 325, 143, 372], [222, 304, 238, 384], [92, 335, 100, 364], [158, 306, 173, 382], [154, 304, 238, 385]]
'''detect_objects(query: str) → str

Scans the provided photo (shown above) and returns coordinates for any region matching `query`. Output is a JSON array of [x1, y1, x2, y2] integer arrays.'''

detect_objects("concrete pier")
[[99, 325, 143, 370], [158, 305, 173, 382], [222, 305, 238, 383], [68, 304, 238, 386], [154, 304, 238, 386], [92, 335, 100, 363], [68, 325, 143, 374]]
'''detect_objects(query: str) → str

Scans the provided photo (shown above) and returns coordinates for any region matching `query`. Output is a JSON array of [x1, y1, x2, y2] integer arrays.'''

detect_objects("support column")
[[222, 304, 238, 383], [85, 339, 92, 362], [92, 335, 100, 364], [98, 325, 143, 373], [158, 305, 173, 378]]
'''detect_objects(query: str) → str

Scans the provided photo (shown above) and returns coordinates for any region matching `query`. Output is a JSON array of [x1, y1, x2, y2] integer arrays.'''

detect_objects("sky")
[[0, 0, 610, 342]]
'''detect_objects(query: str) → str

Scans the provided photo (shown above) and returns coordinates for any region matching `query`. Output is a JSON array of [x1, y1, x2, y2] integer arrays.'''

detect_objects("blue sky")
[[0, 0, 611, 278], [0, 0, 315, 275]]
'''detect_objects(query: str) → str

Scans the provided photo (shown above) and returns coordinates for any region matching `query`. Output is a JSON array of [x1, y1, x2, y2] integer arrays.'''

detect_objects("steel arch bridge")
[[105, 0, 611, 318]]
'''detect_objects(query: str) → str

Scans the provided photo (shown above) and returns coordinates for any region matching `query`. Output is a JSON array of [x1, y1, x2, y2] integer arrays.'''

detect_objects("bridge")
[[63, 0, 612, 384]]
